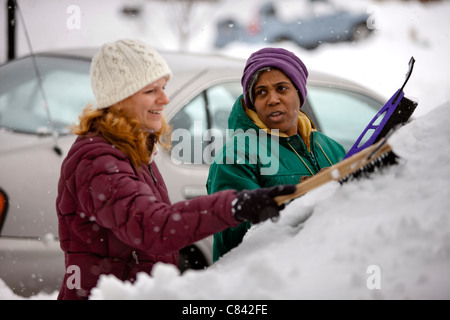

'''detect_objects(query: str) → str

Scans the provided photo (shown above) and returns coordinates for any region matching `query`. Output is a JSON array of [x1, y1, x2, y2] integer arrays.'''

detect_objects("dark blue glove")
[[232, 185, 297, 224]]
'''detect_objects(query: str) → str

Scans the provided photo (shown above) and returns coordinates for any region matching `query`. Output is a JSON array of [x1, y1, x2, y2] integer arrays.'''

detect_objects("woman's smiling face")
[[253, 69, 300, 136], [120, 77, 170, 131]]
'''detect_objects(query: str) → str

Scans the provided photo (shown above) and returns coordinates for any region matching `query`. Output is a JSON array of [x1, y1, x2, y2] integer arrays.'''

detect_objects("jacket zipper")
[[287, 134, 334, 175], [132, 251, 139, 265], [287, 142, 315, 175], [148, 165, 158, 183], [310, 148, 319, 168]]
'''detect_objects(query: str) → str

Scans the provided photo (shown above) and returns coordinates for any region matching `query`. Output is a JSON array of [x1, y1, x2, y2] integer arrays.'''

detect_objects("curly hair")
[[72, 102, 172, 169]]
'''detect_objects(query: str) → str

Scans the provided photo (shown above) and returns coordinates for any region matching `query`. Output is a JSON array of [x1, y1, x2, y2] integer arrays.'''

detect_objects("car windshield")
[[0, 56, 93, 135]]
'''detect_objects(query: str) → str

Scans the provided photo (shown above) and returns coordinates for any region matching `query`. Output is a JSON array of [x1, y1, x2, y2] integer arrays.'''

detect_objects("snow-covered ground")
[[1, 0, 449, 300]]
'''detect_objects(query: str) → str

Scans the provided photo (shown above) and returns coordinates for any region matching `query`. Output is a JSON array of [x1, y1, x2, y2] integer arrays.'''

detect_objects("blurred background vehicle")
[[0, 49, 385, 297], [215, 1, 373, 50]]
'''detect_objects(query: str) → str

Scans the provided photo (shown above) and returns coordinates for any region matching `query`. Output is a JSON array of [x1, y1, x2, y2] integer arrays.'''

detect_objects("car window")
[[307, 85, 381, 151], [0, 56, 93, 135], [170, 82, 241, 165], [208, 82, 242, 135]]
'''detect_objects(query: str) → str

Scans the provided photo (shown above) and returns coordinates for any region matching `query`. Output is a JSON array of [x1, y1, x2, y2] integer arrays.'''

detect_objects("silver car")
[[0, 49, 385, 297]]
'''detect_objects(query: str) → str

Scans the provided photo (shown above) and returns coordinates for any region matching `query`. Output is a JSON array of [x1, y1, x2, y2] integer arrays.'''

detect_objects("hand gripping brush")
[[274, 57, 418, 206]]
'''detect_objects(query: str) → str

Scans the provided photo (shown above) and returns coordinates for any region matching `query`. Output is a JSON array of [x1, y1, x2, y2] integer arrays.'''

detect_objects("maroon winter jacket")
[[56, 135, 239, 299]]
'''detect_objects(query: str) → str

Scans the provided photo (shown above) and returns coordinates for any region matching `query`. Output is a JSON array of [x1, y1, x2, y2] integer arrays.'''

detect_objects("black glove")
[[232, 185, 297, 224]]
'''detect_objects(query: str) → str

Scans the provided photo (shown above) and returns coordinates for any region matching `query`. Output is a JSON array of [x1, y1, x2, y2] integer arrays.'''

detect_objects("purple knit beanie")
[[241, 47, 309, 108]]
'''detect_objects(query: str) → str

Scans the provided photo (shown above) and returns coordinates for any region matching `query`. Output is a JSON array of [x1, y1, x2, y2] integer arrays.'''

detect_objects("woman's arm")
[[77, 153, 240, 255]]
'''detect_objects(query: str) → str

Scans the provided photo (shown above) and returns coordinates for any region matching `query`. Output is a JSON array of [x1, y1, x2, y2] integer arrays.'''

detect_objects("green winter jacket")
[[207, 95, 346, 262]]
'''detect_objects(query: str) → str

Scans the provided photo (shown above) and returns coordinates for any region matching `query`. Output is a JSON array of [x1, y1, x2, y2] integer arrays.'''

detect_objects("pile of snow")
[[88, 101, 450, 300]]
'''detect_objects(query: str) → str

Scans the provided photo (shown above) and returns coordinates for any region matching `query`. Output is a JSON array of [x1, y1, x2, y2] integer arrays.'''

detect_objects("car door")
[[0, 55, 92, 297]]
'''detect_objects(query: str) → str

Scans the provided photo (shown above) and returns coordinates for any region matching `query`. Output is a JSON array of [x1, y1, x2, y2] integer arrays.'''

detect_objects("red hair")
[[73, 102, 172, 169]]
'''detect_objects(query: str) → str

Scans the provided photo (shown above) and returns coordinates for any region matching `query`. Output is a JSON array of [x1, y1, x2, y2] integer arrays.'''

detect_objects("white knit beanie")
[[90, 39, 172, 109]]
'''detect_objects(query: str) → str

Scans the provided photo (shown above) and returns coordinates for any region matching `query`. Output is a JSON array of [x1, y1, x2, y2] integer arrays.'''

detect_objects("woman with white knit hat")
[[56, 39, 296, 300]]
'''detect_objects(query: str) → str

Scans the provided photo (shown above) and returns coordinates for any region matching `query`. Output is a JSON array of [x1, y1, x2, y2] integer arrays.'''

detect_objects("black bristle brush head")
[[339, 149, 399, 184]]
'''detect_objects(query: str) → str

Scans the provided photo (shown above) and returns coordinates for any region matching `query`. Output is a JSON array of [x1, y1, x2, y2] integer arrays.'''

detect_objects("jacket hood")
[[228, 95, 316, 151]]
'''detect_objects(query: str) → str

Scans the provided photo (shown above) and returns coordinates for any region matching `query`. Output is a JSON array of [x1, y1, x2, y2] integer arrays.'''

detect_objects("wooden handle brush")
[[274, 138, 398, 206]]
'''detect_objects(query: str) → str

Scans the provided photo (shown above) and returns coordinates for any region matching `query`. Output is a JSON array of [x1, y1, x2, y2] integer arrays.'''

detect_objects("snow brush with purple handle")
[[274, 58, 418, 206], [274, 135, 399, 206], [345, 57, 418, 159]]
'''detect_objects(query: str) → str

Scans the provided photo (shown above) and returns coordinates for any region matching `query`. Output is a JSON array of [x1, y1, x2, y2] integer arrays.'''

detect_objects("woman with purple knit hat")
[[207, 47, 346, 262]]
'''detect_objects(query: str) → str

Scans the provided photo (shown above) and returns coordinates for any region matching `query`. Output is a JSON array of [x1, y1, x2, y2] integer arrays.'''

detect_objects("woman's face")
[[253, 69, 300, 137], [120, 77, 170, 131]]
